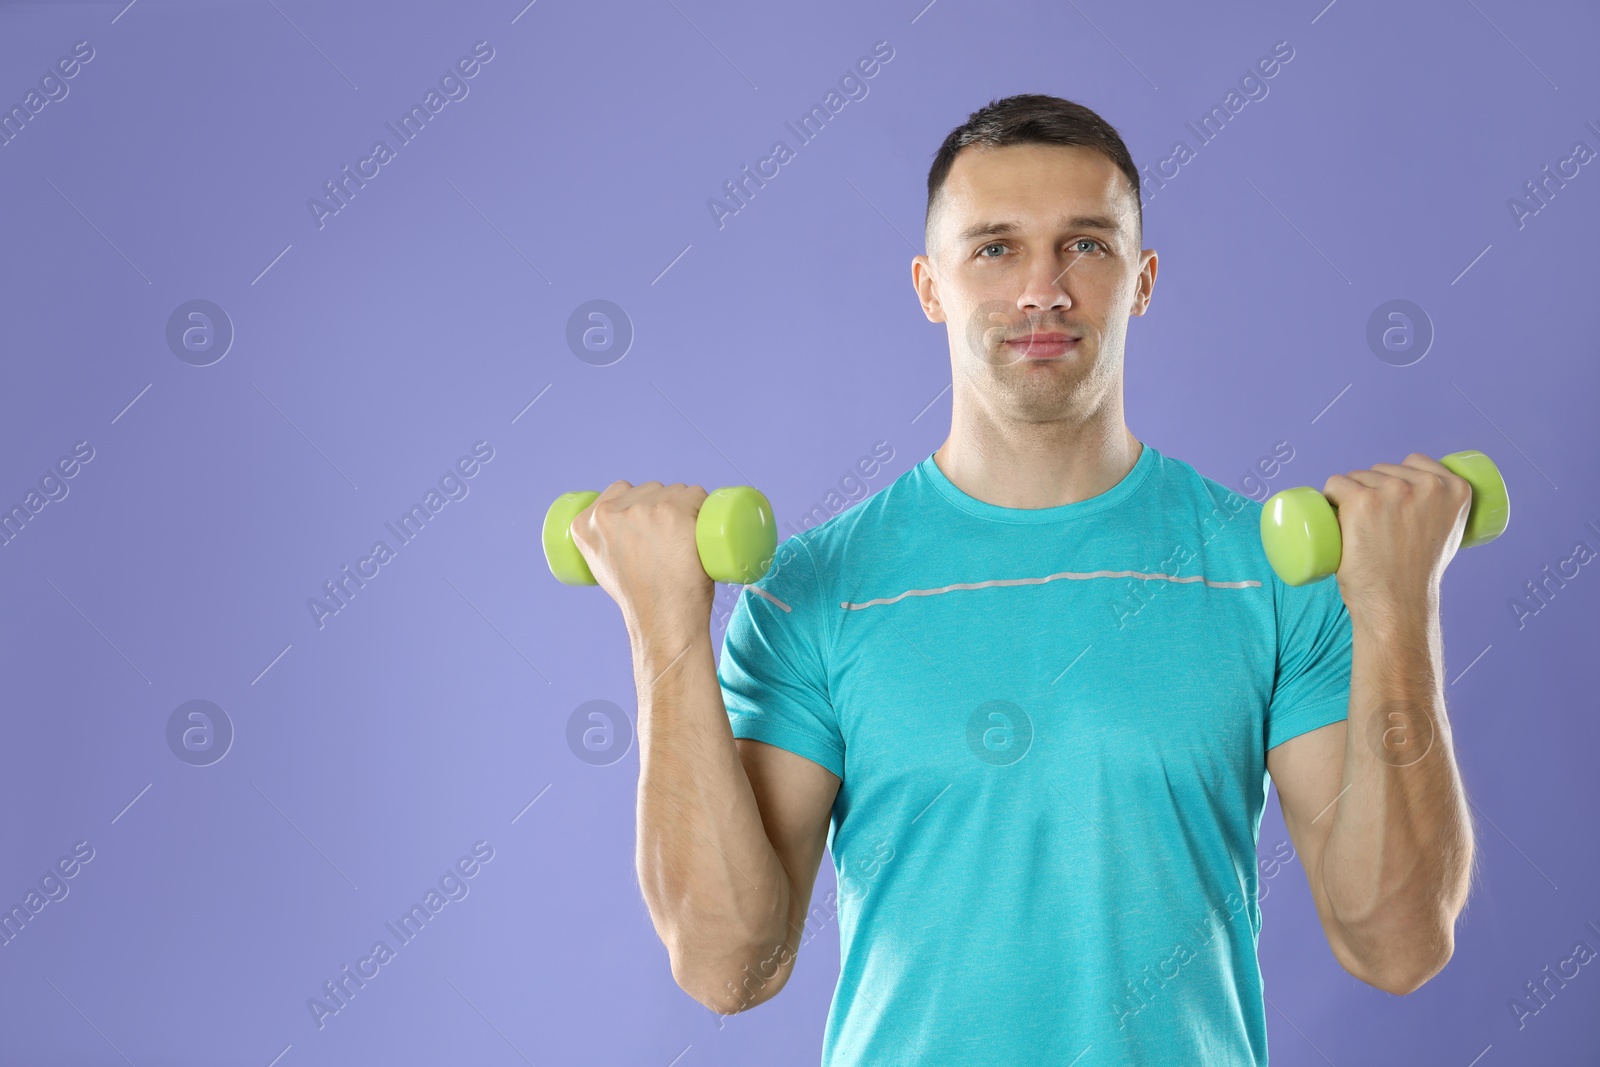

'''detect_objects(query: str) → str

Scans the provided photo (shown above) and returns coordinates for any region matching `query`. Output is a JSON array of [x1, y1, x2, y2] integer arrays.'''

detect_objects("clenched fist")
[[569, 481, 715, 635]]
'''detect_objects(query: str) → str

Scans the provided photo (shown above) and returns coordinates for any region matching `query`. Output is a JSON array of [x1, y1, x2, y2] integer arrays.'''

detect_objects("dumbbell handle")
[[542, 485, 777, 587], [1261, 450, 1510, 586]]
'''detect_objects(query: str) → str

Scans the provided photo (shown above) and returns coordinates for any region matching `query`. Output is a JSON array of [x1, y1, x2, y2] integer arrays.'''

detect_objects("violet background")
[[1, 0, 1596, 1064]]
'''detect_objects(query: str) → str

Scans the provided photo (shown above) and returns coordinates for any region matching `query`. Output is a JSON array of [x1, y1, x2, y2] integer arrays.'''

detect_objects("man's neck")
[[932, 411, 1142, 511]]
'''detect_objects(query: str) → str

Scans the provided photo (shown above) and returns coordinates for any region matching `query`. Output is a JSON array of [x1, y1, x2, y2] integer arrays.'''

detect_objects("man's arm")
[[1266, 452, 1479, 995], [632, 620, 839, 1014], [565, 481, 839, 1013], [1267, 618, 1474, 993]]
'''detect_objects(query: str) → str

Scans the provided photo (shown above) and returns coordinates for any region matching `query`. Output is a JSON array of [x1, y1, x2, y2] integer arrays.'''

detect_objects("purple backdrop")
[[1, 0, 1596, 1063]]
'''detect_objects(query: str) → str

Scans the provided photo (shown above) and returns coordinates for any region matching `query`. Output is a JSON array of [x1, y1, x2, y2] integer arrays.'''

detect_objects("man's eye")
[[978, 243, 1006, 258], [1073, 238, 1103, 253]]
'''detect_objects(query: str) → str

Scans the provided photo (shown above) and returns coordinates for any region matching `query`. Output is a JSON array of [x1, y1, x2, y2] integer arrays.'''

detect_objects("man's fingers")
[[1400, 452, 1454, 479], [1370, 461, 1435, 489], [595, 480, 635, 504], [1323, 471, 1381, 505]]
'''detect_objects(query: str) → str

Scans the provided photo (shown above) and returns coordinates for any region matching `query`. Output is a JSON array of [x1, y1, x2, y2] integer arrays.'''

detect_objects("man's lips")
[[1002, 334, 1080, 358]]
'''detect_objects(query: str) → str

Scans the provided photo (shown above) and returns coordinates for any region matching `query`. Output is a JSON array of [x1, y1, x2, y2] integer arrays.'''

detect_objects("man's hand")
[[1320, 453, 1474, 629], [569, 481, 715, 636]]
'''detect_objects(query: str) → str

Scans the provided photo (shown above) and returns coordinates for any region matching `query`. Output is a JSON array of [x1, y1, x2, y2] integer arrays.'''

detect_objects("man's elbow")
[[1347, 938, 1454, 996], [672, 950, 790, 1015], [678, 973, 754, 1016], [1366, 959, 1447, 996]]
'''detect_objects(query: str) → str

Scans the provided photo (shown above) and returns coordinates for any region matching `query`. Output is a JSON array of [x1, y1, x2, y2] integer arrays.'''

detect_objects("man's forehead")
[[942, 145, 1131, 235], [946, 142, 1121, 192]]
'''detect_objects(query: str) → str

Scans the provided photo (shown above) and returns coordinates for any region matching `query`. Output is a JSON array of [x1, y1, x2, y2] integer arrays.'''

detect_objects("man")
[[572, 94, 1477, 1065]]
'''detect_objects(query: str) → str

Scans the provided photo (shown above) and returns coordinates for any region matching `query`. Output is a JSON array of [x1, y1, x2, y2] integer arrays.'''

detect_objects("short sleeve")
[[1264, 572, 1354, 750], [716, 535, 845, 779]]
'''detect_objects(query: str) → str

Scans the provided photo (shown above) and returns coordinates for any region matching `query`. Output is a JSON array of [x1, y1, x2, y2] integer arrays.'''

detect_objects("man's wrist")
[[627, 608, 711, 669], [1347, 590, 1437, 645]]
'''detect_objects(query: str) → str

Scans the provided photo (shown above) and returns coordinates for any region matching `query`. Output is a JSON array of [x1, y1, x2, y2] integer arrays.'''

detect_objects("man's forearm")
[[630, 615, 792, 1011], [1321, 599, 1476, 992]]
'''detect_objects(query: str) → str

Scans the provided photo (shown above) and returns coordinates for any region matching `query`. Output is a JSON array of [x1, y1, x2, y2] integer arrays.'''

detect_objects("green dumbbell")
[[1261, 450, 1510, 587], [542, 485, 778, 587]]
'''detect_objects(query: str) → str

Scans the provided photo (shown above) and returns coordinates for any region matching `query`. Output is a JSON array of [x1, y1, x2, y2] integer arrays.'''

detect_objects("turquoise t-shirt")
[[716, 441, 1353, 1066]]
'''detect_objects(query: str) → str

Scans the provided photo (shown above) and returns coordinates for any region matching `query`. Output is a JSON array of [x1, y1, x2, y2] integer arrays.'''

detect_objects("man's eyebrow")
[[956, 216, 1123, 243]]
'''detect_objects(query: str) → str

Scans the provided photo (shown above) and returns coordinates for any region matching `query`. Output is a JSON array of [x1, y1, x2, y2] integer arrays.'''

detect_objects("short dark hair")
[[925, 94, 1142, 257]]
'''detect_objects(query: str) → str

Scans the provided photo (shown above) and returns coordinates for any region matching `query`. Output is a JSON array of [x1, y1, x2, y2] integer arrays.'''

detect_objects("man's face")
[[913, 143, 1157, 421]]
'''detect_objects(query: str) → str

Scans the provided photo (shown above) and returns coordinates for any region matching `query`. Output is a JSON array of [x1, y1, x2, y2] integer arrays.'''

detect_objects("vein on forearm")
[[1321, 610, 1474, 978]]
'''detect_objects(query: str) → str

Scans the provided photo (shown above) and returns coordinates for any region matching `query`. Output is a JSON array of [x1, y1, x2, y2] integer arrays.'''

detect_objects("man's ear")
[[1130, 250, 1158, 316], [913, 254, 947, 324]]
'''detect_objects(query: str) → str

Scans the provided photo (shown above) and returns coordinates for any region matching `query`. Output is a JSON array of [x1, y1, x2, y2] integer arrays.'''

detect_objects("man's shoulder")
[[756, 461, 922, 597], [1122, 445, 1280, 585], [788, 456, 922, 542], [1142, 444, 1260, 513]]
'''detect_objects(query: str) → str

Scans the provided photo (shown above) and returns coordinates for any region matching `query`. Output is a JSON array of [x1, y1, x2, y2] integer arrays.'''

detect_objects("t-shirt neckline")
[[918, 440, 1157, 524]]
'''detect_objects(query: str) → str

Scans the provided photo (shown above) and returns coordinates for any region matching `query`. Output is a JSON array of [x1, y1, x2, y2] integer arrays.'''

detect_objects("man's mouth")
[[1002, 333, 1080, 359]]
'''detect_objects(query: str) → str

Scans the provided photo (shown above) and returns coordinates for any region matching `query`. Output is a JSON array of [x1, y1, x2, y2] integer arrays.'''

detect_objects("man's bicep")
[[736, 737, 840, 933], [715, 536, 844, 961], [1266, 720, 1365, 976]]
